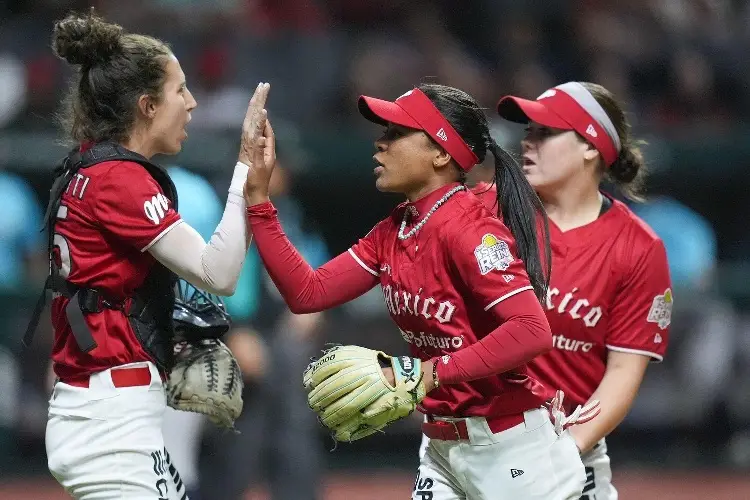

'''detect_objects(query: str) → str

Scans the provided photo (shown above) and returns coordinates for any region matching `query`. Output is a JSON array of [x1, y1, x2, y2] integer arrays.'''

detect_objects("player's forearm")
[[569, 354, 649, 453], [150, 162, 252, 295], [436, 290, 552, 385], [197, 162, 257, 293], [247, 201, 377, 313]]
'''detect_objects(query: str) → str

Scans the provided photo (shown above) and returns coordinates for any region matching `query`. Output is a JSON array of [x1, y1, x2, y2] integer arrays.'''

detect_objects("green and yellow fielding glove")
[[302, 345, 426, 442]]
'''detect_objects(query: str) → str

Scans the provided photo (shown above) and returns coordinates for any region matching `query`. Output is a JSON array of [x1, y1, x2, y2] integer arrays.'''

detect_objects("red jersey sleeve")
[[93, 162, 182, 252], [247, 201, 379, 313], [605, 239, 671, 361], [450, 218, 534, 312], [347, 221, 383, 278]]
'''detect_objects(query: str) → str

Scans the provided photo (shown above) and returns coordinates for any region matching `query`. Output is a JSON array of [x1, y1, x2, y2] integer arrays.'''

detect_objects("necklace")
[[398, 185, 466, 240]]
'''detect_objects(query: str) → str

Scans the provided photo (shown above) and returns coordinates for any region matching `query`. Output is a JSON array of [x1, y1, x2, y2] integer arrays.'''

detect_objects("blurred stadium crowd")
[[3, 0, 750, 132], [1, 0, 750, 498]]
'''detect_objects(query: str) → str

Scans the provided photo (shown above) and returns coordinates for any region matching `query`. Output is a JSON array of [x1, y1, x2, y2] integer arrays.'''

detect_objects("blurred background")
[[1, 0, 750, 498]]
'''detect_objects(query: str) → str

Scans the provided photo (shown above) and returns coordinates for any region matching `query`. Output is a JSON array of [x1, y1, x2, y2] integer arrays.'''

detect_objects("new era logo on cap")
[[585, 124, 598, 138], [436, 128, 448, 141], [537, 89, 556, 100], [510, 468, 524, 479]]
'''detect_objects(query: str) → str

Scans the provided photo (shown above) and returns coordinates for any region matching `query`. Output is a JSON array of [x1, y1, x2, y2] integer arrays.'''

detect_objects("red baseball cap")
[[358, 88, 479, 171], [497, 82, 621, 166]]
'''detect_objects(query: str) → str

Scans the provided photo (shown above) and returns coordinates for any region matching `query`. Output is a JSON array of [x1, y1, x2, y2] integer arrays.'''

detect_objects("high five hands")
[[240, 82, 276, 206]]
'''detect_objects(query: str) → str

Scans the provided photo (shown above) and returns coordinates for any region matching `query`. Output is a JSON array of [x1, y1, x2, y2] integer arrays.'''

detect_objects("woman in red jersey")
[[39, 12, 271, 499], [493, 82, 672, 499], [244, 83, 588, 499]]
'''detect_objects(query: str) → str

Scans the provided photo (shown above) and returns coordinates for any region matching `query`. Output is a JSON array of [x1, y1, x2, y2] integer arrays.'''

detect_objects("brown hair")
[[580, 82, 647, 201], [52, 10, 172, 144]]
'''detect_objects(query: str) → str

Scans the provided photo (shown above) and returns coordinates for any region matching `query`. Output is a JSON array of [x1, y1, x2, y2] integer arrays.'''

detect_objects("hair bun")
[[610, 147, 642, 184], [52, 12, 123, 67]]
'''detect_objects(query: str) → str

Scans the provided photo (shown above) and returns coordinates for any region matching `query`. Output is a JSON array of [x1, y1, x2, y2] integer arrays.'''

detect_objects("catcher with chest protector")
[[25, 11, 270, 500]]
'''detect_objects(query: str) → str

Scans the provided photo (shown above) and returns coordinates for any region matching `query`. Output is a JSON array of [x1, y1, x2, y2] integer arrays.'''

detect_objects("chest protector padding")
[[24, 142, 179, 372]]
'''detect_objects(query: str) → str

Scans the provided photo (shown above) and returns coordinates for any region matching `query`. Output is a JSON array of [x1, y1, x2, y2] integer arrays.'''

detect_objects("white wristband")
[[228, 161, 250, 197]]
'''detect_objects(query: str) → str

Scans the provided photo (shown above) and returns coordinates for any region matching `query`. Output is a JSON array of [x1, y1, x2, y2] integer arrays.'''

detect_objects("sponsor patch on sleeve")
[[474, 233, 513, 275], [647, 288, 673, 330]]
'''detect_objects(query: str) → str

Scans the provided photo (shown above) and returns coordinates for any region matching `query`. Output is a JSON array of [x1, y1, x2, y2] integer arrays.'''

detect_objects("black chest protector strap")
[[24, 143, 179, 370]]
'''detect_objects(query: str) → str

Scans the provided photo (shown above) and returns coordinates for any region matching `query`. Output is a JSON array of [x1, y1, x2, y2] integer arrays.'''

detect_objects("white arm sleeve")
[[148, 162, 252, 296]]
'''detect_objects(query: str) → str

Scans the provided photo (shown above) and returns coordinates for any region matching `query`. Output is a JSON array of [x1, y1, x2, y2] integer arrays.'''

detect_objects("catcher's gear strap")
[[24, 143, 179, 370]]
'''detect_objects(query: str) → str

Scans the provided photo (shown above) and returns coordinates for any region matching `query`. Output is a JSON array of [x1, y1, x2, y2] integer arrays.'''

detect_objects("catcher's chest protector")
[[24, 142, 179, 371]]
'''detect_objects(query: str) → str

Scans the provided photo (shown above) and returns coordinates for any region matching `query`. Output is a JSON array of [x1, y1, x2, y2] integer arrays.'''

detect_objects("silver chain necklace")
[[398, 185, 466, 240]]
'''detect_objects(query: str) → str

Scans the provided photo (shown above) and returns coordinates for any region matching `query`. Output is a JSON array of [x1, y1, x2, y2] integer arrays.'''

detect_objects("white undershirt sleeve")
[[148, 162, 252, 296]]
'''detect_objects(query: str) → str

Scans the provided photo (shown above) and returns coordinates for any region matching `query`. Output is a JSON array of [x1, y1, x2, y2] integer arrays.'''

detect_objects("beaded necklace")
[[397, 185, 466, 240]]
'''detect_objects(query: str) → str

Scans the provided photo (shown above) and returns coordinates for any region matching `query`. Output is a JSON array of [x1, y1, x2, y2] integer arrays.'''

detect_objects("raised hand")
[[238, 82, 271, 167]]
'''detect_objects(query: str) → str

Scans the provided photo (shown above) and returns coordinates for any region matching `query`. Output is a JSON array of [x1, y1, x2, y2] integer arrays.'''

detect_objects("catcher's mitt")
[[165, 281, 243, 429], [167, 338, 243, 429], [303, 345, 426, 442]]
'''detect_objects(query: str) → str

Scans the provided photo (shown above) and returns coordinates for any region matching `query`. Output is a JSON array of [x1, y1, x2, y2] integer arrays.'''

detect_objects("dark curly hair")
[[52, 10, 172, 144], [580, 82, 647, 201]]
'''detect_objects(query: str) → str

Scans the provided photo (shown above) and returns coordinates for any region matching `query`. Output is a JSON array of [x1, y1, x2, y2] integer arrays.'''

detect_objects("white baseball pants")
[[415, 408, 586, 500], [45, 361, 188, 499], [580, 438, 617, 500]]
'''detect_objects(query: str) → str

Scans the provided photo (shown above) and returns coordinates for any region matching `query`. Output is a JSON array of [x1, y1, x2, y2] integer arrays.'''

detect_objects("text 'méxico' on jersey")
[[470, 183, 672, 409], [349, 182, 548, 417]]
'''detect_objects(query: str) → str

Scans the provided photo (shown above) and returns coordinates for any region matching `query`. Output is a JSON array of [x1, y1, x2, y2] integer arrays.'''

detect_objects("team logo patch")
[[144, 193, 170, 225], [474, 234, 513, 275], [647, 288, 673, 330]]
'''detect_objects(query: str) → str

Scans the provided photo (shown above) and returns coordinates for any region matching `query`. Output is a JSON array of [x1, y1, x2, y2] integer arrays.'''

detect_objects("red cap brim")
[[497, 96, 571, 129], [358, 96, 421, 129]]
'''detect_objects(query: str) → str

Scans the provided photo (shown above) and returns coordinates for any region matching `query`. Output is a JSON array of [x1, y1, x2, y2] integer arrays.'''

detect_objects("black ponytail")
[[416, 83, 551, 301], [487, 139, 551, 301]]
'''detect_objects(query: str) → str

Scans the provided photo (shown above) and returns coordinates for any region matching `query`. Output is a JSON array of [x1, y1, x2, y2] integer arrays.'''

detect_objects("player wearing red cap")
[[491, 82, 671, 499], [243, 83, 589, 499]]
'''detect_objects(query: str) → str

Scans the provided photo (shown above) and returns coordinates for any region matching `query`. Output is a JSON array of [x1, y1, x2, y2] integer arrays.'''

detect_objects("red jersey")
[[471, 181, 499, 214], [50, 159, 182, 381], [470, 184, 671, 407], [349, 182, 549, 417]]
